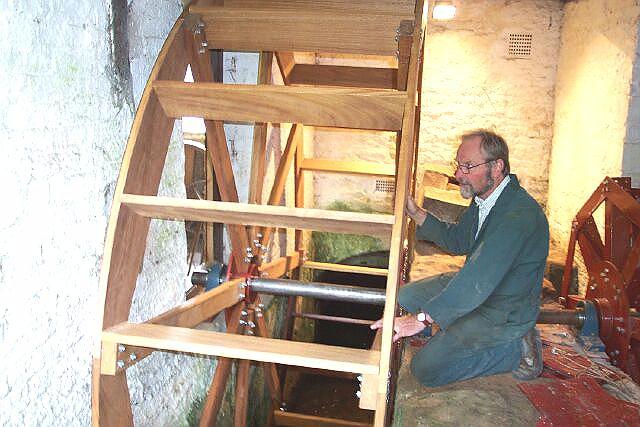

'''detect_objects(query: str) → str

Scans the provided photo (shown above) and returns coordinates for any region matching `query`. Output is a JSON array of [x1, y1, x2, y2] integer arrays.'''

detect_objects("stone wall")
[[546, 0, 640, 254], [0, 1, 227, 425], [418, 0, 563, 206]]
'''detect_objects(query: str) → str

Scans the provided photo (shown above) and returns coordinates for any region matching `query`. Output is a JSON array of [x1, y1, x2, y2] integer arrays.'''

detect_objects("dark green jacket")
[[417, 175, 549, 347]]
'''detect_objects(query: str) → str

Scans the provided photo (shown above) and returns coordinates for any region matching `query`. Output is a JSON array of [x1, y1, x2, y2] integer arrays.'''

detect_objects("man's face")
[[454, 136, 495, 199]]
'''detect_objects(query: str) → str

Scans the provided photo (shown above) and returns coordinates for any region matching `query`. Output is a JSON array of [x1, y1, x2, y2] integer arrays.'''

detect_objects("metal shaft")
[[248, 277, 590, 327], [247, 277, 386, 305]]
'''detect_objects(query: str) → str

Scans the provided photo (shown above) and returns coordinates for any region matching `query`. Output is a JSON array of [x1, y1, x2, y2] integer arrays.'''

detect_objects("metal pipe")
[[247, 277, 386, 305], [536, 308, 584, 327]]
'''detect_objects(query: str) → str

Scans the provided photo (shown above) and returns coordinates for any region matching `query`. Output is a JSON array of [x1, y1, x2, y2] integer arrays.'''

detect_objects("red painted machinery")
[[559, 177, 640, 383]]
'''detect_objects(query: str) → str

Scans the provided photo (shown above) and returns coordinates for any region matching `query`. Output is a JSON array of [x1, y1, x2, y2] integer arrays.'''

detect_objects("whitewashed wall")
[[547, 0, 640, 252], [418, 0, 563, 206], [0, 1, 226, 425]]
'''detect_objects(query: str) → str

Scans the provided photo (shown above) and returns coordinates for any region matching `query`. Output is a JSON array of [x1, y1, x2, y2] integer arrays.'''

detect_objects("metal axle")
[[247, 277, 386, 305]]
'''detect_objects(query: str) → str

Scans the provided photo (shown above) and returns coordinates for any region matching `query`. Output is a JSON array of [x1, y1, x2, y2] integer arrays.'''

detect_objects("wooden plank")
[[273, 411, 372, 427], [258, 252, 302, 279], [190, 6, 414, 56], [120, 194, 395, 237], [359, 330, 381, 411], [102, 323, 381, 374], [289, 64, 396, 89], [300, 159, 395, 177], [205, 0, 415, 15], [374, 1, 426, 425], [153, 81, 406, 131], [423, 187, 468, 207], [150, 278, 243, 327], [302, 261, 388, 277]]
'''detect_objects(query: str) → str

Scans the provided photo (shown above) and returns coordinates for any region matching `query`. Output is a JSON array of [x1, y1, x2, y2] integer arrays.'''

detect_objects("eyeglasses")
[[452, 159, 494, 174]]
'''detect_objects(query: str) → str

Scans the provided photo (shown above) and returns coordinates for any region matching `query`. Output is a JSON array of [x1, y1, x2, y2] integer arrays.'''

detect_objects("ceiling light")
[[432, 1, 456, 21]]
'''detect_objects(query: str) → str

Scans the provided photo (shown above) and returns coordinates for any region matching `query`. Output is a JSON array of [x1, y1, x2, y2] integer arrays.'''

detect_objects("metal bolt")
[[117, 360, 125, 369], [243, 257, 251, 263], [604, 268, 609, 273], [201, 41, 208, 48], [246, 330, 254, 335], [357, 375, 363, 383], [118, 344, 126, 353], [129, 353, 137, 361], [603, 277, 609, 283], [198, 48, 206, 54], [616, 326, 626, 334], [257, 233, 263, 238], [258, 303, 265, 309], [356, 390, 362, 398], [256, 312, 263, 318], [241, 310, 248, 316], [248, 321, 256, 328], [239, 320, 247, 326], [194, 28, 202, 35]]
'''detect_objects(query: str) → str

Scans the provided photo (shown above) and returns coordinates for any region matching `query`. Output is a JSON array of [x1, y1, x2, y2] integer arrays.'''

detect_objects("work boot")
[[512, 327, 543, 381]]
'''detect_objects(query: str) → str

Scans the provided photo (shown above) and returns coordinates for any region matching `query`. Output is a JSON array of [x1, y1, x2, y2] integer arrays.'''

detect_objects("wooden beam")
[[202, 0, 415, 15], [258, 252, 302, 279], [275, 52, 295, 85], [190, 6, 414, 56], [102, 323, 381, 374], [256, 124, 301, 252], [358, 330, 381, 411], [248, 51, 274, 205], [273, 411, 372, 427], [289, 64, 396, 89], [234, 359, 251, 427], [120, 194, 395, 237], [300, 159, 395, 177], [153, 81, 406, 131], [374, 1, 427, 425], [93, 16, 190, 427], [302, 261, 388, 277]]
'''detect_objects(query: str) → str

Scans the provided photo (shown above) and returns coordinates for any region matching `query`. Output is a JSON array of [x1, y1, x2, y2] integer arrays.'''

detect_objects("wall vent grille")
[[375, 179, 395, 193], [507, 33, 532, 58]]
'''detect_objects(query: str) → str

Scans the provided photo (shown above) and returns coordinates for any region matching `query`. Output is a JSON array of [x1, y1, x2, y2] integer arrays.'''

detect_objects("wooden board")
[[120, 194, 395, 237], [302, 261, 388, 277], [274, 410, 372, 427], [288, 64, 396, 89], [202, 0, 415, 15], [190, 6, 414, 56], [102, 322, 380, 375], [153, 81, 406, 131], [300, 159, 395, 177]]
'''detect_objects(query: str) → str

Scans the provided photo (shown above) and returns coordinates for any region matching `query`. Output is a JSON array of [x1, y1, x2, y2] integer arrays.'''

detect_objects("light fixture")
[[432, 1, 456, 21]]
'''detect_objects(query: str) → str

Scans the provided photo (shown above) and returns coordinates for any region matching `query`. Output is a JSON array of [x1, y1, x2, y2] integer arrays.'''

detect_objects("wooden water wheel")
[[92, 1, 427, 425]]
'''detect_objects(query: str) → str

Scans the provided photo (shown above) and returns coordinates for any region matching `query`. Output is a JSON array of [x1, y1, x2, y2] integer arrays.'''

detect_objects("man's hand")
[[405, 198, 427, 226], [370, 314, 427, 342]]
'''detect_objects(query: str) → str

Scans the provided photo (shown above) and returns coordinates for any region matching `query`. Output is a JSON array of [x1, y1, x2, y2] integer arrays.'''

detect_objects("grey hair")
[[461, 129, 510, 176]]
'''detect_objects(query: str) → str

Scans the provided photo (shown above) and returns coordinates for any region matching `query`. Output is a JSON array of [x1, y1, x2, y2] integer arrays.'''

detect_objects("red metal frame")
[[560, 177, 640, 382]]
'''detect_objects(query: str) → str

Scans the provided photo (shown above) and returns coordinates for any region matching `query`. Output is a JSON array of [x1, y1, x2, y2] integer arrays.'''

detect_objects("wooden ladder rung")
[[120, 194, 394, 236], [152, 81, 406, 131], [300, 159, 395, 177], [189, 5, 414, 56], [101, 322, 380, 375], [302, 261, 388, 276]]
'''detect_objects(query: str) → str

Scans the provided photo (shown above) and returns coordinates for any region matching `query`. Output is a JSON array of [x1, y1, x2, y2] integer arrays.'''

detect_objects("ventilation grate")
[[507, 33, 532, 58], [375, 179, 395, 193]]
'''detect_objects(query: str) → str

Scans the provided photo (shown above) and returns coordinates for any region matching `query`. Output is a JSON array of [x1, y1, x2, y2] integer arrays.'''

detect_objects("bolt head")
[[129, 353, 137, 361], [356, 390, 362, 398], [116, 360, 125, 369], [118, 344, 126, 353]]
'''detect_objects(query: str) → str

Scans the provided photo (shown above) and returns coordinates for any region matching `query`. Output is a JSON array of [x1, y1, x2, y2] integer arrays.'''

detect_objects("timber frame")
[[92, 1, 427, 426]]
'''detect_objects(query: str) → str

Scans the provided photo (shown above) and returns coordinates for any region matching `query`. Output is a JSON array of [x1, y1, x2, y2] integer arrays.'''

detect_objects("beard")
[[459, 169, 495, 199]]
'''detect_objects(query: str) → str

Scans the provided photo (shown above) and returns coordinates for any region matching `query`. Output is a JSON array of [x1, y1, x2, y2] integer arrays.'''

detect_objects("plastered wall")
[[547, 0, 640, 252], [0, 1, 223, 425], [419, 0, 563, 206]]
